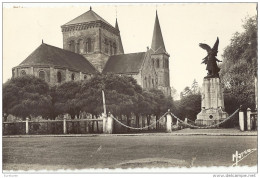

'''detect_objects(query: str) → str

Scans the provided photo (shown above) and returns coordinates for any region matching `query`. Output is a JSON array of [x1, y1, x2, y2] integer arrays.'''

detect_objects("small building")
[[12, 7, 171, 96]]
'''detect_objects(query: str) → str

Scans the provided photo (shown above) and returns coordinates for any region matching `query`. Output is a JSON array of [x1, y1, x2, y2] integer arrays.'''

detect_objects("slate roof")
[[151, 11, 166, 53], [18, 43, 97, 74], [102, 52, 146, 74], [62, 8, 113, 27]]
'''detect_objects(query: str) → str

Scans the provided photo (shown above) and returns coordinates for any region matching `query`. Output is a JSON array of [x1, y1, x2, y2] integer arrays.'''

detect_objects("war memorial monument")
[[195, 37, 228, 126]]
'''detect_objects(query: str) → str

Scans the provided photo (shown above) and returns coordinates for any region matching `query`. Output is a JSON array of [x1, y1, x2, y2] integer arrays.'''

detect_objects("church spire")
[[151, 10, 166, 52], [115, 18, 124, 54], [115, 18, 119, 29]]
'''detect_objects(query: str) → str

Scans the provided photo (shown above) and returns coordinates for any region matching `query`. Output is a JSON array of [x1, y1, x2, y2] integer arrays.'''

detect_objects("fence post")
[[106, 112, 113, 134], [102, 113, 107, 133], [247, 108, 252, 131], [63, 118, 67, 134], [25, 118, 29, 134], [166, 109, 172, 133], [239, 110, 244, 131], [184, 118, 188, 123]]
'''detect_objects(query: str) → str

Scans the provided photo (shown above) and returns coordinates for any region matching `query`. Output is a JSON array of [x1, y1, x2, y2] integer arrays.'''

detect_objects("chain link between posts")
[[111, 112, 168, 130], [170, 108, 240, 129], [109, 108, 239, 130]]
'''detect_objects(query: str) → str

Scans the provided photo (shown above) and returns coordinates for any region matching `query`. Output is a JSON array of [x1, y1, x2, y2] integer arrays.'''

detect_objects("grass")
[[3, 135, 257, 170]]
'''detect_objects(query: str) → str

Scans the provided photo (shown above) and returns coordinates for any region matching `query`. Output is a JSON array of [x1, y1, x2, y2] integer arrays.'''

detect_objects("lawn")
[[2, 135, 257, 170]]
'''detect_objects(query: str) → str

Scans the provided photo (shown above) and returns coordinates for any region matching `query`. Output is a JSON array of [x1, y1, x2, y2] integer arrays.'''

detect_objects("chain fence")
[[111, 112, 168, 130], [170, 108, 239, 129], [111, 108, 240, 130]]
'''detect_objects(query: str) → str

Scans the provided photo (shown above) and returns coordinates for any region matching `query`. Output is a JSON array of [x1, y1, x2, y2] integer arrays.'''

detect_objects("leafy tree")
[[78, 74, 141, 116], [191, 79, 199, 94], [180, 87, 191, 99], [54, 81, 82, 119], [175, 94, 201, 121], [76, 74, 143, 132], [149, 89, 174, 129], [171, 87, 179, 100], [220, 15, 257, 111], [3, 75, 52, 120]]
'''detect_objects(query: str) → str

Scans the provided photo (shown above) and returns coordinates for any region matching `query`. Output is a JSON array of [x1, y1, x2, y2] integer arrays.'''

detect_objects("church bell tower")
[[150, 10, 171, 96]]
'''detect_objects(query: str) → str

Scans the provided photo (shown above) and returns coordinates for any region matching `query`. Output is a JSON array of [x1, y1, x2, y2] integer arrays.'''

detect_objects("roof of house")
[[18, 43, 97, 74], [151, 11, 166, 53], [62, 8, 113, 27], [102, 52, 146, 74]]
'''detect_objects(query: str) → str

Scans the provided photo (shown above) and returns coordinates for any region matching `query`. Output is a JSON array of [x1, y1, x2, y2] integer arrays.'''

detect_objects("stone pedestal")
[[166, 113, 172, 133], [196, 77, 228, 126]]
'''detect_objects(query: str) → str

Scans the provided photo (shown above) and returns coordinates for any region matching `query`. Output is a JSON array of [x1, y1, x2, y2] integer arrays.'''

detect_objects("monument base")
[[195, 108, 228, 126], [195, 77, 228, 127]]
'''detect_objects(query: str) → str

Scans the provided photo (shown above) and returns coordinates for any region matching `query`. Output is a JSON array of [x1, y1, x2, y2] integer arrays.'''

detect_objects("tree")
[[3, 75, 52, 120], [191, 79, 199, 94], [54, 81, 82, 119], [78, 74, 141, 116], [149, 89, 174, 129], [175, 94, 201, 121], [77, 74, 143, 132], [180, 86, 191, 99], [220, 15, 257, 111], [171, 87, 179, 100]]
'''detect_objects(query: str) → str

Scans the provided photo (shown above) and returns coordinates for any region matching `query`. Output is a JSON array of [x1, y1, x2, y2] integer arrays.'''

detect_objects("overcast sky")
[[3, 3, 257, 95]]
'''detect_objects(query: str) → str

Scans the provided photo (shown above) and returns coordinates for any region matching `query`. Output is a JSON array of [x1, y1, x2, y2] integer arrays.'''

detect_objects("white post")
[[184, 118, 188, 123], [63, 118, 67, 134], [239, 110, 244, 131], [25, 118, 29, 134], [166, 109, 172, 133], [106, 112, 113, 134], [247, 108, 252, 131], [102, 113, 107, 133], [102, 90, 106, 115]]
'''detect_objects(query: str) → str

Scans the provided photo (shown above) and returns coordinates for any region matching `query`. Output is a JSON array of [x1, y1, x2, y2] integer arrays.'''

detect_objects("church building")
[[12, 7, 171, 96]]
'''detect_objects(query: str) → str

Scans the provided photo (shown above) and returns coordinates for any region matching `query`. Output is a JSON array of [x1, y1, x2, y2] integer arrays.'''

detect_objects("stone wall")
[[151, 53, 171, 96], [62, 24, 123, 72], [140, 51, 158, 90], [63, 27, 99, 53], [83, 53, 109, 73], [12, 66, 93, 86]]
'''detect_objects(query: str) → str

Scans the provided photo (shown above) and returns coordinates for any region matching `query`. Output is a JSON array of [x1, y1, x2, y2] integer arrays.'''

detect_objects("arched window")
[[20, 70, 26, 76], [69, 40, 75, 52], [113, 43, 117, 55], [84, 75, 87, 80], [71, 73, 75, 81], [78, 39, 84, 54], [163, 59, 165, 68], [156, 59, 160, 68], [57, 71, 62, 83], [38, 70, 45, 81], [109, 41, 113, 55], [104, 39, 108, 53], [86, 38, 92, 53]]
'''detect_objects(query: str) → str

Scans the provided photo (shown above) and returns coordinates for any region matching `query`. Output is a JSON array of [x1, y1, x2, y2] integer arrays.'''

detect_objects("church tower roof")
[[151, 10, 167, 54], [115, 18, 119, 30], [115, 18, 124, 54], [62, 7, 113, 28]]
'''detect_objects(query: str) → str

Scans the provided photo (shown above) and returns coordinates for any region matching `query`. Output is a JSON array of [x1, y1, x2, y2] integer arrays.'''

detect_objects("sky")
[[3, 3, 257, 96]]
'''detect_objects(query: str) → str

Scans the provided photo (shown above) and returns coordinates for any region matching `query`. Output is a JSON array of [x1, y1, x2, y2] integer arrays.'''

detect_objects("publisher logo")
[[232, 148, 257, 166]]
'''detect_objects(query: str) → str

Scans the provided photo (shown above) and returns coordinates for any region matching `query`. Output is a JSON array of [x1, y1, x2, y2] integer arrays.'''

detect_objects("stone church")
[[12, 7, 171, 96]]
